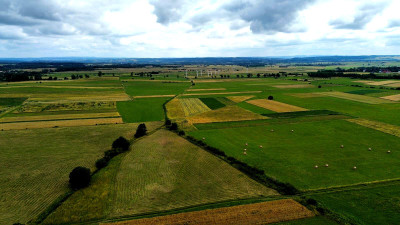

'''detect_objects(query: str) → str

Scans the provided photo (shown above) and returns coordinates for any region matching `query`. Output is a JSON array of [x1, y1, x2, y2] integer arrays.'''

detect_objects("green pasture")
[[189, 119, 400, 190], [117, 98, 169, 122], [123, 81, 190, 96]]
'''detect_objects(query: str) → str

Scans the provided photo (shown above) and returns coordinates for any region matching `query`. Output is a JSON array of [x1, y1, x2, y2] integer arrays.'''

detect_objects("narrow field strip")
[[273, 84, 315, 89], [179, 98, 211, 116], [318, 92, 394, 104], [380, 93, 400, 101], [0, 117, 123, 130], [0, 112, 120, 123], [132, 95, 176, 98], [226, 95, 255, 103], [188, 105, 267, 124], [0, 86, 123, 89], [247, 99, 308, 113], [182, 91, 262, 96], [368, 80, 400, 86], [187, 88, 227, 91], [347, 118, 400, 138], [286, 93, 322, 98], [103, 199, 314, 225]]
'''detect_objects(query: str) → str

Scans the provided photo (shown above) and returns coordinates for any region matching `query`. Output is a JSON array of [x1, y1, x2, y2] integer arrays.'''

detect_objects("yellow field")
[[188, 105, 266, 124], [273, 84, 314, 89], [187, 88, 227, 91], [368, 80, 400, 86], [287, 93, 322, 98], [385, 82, 400, 87], [0, 118, 123, 131], [182, 91, 262, 96], [226, 95, 255, 103], [104, 199, 314, 225], [347, 118, 400, 138], [247, 99, 308, 113], [319, 92, 394, 104], [0, 112, 120, 123], [381, 94, 400, 101], [165, 98, 186, 119], [179, 98, 211, 116]]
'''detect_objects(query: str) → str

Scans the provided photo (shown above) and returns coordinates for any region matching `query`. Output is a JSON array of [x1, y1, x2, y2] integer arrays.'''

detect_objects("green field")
[[189, 119, 400, 190], [44, 129, 276, 224], [0, 122, 162, 225], [123, 81, 190, 96], [117, 98, 169, 123], [199, 97, 226, 109]]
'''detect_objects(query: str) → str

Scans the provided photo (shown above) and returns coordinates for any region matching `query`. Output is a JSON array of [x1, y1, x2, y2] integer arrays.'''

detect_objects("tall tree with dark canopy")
[[134, 123, 147, 138], [112, 136, 130, 152], [69, 167, 91, 190]]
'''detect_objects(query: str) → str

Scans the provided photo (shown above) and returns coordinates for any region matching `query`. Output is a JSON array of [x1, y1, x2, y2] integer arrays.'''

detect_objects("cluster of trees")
[[69, 124, 147, 190], [308, 70, 400, 80], [0, 71, 43, 82], [336, 66, 400, 73]]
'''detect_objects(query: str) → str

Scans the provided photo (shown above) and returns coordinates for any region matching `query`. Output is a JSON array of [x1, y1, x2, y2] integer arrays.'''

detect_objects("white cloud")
[[0, 0, 399, 57]]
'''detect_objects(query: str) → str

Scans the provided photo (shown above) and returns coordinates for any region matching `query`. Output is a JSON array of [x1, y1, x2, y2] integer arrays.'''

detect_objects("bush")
[[306, 198, 318, 206], [318, 85, 322, 88], [69, 167, 91, 189], [178, 130, 185, 136], [268, 95, 274, 100], [165, 119, 171, 126], [169, 122, 178, 131], [134, 123, 147, 138], [95, 158, 108, 169], [104, 149, 118, 160], [112, 136, 130, 152]]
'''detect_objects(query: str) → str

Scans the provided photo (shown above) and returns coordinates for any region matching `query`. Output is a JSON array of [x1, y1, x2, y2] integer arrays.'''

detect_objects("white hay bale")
[[270, 129, 274, 132], [340, 145, 344, 148], [243, 152, 247, 155], [259, 145, 263, 148], [353, 166, 357, 170], [387, 150, 391, 153], [325, 164, 329, 167], [291, 130, 294, 132], [314, 165, 318, 169], [245, 143, 248, 146], [202, 137, 205, 140], [244, 148, 247, 151], [368, 148, 372, 151]]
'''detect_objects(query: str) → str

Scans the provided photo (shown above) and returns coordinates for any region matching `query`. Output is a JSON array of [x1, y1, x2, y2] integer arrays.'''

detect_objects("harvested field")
[[15, 101, 117, 113], [353, 80, 373, 84], [104, 199, 314, 225], [380, 94, 400, 101], [182, 91, 262, 96], [273, 84, 314, 89], [179, 98, 211, 116], [133, 95, 175, 98], [166, 98, 186, 119], [319, 92, 394, 104], [29, 94, 131, 103], [0, 117, 123, 130], [287, 93, 322, 98], [347, 118, 400, 138], [188, 105, 266, 124], [247, 99, 308, 113], [0, 112, 120, 123], [187, 88, 226, 91], [227, 95, 255, 103], [368, 80, 400, 86], [385, 82, 400, 87]]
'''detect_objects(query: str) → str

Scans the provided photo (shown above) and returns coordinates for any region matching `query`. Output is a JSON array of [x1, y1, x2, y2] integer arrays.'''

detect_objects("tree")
[[169, 123, 178, 131], [268, 95, 274, 100], [112, 136, 130, 152], [69, 167, 91, 189], [165, 119, 171, 126], [98, 71, 103, 77], [134, 123, 147, 138], [95, 158, 108, 169], [318, 85, 322, 88]]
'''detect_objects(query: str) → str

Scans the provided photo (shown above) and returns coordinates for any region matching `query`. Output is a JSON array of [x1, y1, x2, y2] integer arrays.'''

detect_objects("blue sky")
[[0, 0, 399, 57]]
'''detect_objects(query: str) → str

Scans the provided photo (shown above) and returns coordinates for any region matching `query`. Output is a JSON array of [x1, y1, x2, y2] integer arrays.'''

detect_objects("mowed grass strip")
[[247, 99, 308, 113], [165, 98, 186, 119], [182, 91, 262, 96], [380, 93, 400, 101], [286, 93, 322, 98], [104, 199, 313, 225], [179, 98, 211, 116], [187, 88, 227, 91], [318, 92, 394, 104], [188, 105, 267, 124], [226, 95, 255, 103], [347, 118, 400, 138], [273, 84, 315, 89], [199, 98, 226, 110], [0, 117, 123, 130], [0, 112, 120, 123]]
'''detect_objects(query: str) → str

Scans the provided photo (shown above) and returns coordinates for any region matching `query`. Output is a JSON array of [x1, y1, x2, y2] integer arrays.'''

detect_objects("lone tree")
[[69, 167, 91, 189], [169, 122, 178, 131], [268, 95, 274, 100], [112, 136, 130, 152], [134, 123, 147, 138]]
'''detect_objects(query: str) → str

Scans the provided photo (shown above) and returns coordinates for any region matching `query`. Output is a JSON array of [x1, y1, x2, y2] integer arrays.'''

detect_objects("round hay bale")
[[340, 145, 344, 148], [291, 130, 294, 132], [314, 165, 319, 169], [368, 147, 372, 151], [245, 143, 248, 146], [270, 129, 274, 132], [325, 164, 329, 167], [353, 166, 357, 170], [243, 152, 247, 155], [244, 148, 247, 151], [387, 150, 391, 153], [259, 145, 263, 148], [202, 137, 205, 140]]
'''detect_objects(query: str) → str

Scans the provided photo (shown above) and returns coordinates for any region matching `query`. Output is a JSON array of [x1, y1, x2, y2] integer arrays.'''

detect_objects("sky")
[[0, 0, 399, 58]]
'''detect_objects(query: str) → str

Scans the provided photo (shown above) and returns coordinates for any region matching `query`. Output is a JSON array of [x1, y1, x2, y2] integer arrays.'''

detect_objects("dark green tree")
[[69, 167, 91, 189]]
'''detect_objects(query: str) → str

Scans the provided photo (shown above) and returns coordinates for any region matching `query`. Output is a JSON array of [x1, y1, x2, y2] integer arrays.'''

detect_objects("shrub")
[[178, 130, 185, 136], [169, 122, 178, 131], [112, 136, 130, 152], [104, 149, 118, 160], [306, 198, 318, 206], [134, 123, 147, 138], [268, 95, 274, 100], [69, 167, 91, 189], [165, 119, 171, 126], [318, 85, 322, 88], [95, 158, 108, 169]]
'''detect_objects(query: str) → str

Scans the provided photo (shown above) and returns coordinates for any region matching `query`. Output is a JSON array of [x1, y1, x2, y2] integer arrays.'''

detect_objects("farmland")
[[3, 61, 400, 225]]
